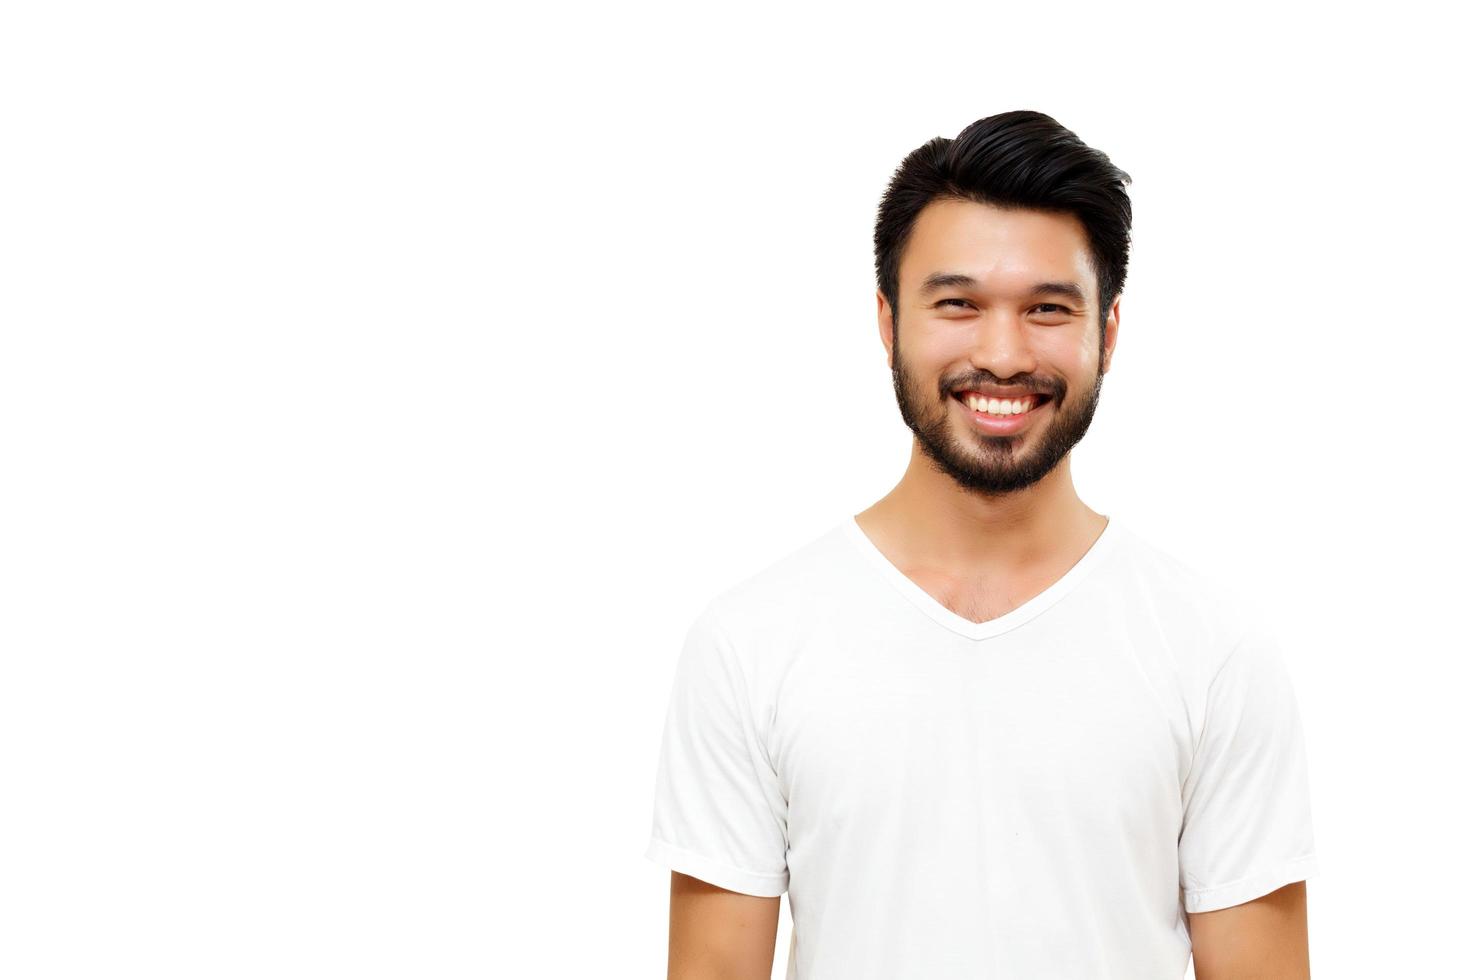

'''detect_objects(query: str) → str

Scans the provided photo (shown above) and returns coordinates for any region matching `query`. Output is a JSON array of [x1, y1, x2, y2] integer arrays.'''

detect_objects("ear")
[[877, 290, 896, 370], [1100, 295, 1121, 374]]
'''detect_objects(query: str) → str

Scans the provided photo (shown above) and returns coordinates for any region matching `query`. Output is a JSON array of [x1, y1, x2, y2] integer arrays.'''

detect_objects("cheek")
[[1043, 333, 1097, 372], [896, 332, 956, 373], [912, 329, 982, 370]]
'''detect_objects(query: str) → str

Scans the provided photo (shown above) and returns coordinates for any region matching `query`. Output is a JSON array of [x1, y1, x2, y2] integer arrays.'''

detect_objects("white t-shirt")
[[643, 514, 1320, 979]]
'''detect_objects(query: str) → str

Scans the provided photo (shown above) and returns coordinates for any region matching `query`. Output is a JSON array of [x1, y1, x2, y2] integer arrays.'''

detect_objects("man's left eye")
[[1034, 304, 1069, 314]]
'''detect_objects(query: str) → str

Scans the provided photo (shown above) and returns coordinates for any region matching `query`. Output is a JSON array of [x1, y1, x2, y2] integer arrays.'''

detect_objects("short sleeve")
[[1178, 621, 1320, 912], [643, 604, 790, 897]]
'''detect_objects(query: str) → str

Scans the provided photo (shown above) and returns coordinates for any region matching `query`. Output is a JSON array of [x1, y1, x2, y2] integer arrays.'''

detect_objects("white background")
[[2, 2, 1464, 977]]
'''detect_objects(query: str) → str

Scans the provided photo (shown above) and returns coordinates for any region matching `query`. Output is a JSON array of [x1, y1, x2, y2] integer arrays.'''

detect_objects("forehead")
[[899, 198, 1097, 299]]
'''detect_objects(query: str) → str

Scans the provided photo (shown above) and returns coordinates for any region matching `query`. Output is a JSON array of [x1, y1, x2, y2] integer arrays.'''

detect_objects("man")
[[644, 110, 1319, 979]]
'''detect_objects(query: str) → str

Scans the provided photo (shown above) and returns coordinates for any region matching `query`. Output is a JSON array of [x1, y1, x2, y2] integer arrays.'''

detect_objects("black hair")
[[874, 110, 1133, 332]]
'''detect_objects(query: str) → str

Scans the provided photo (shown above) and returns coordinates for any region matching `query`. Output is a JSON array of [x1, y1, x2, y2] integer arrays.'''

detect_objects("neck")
[[858, 441, 1104, 570]]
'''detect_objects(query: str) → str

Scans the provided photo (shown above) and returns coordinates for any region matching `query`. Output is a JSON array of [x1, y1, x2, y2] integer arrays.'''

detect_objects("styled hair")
[[874, 110, 1133, 331]]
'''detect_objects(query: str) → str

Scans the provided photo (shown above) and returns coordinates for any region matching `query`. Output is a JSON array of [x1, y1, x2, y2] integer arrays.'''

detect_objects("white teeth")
[[964, 394, 1036, 416]]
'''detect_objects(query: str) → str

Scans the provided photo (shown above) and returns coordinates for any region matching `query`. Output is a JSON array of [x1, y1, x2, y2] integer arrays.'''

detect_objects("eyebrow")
[[917, 272, 1088, 307]]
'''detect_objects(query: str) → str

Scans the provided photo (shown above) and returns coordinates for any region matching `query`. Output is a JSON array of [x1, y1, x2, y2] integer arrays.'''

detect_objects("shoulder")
[[686, 519, 856, 684], [1104, 518, 1269, 674], [701, 521, 852, 626]]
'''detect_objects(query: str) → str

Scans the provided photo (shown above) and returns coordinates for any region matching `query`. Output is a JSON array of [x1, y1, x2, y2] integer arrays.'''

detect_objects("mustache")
[[947, 378, 1062, 398]]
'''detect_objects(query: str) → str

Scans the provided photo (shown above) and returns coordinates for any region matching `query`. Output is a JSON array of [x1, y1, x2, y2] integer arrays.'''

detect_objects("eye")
[[936, 298, 973, 309], [1033, 303, 1070, 314]]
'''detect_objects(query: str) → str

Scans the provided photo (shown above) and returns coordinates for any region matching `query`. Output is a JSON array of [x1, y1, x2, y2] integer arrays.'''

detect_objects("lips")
[[951, 390, 1053, 434]]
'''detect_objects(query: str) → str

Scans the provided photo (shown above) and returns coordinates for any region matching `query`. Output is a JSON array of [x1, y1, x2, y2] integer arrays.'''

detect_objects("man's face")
[[879, 198, 1120, 497]]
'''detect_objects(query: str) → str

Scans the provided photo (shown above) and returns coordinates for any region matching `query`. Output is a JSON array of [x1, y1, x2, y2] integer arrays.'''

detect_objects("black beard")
[[889, 336, 1105, 498]]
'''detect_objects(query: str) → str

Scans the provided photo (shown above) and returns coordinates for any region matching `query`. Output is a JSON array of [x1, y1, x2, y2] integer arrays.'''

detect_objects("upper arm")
[[1187, 879, 1311, 979], [666, 871, 780, 980], [644, 606, 791, 976], [1179, 621, 1320, 914], [643, 605, 791, 893]]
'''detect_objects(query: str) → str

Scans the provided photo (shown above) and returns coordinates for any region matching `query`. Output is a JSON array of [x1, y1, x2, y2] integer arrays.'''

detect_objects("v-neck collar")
[[840, 513, 1123, 640]]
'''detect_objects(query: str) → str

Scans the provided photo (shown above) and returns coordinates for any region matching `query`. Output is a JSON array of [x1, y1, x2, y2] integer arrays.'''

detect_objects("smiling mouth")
[[950, 391, 1054, 418]]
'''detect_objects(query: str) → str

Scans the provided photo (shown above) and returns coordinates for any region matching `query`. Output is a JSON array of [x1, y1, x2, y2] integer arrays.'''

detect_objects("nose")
[[965, 311, 1037, 381]]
